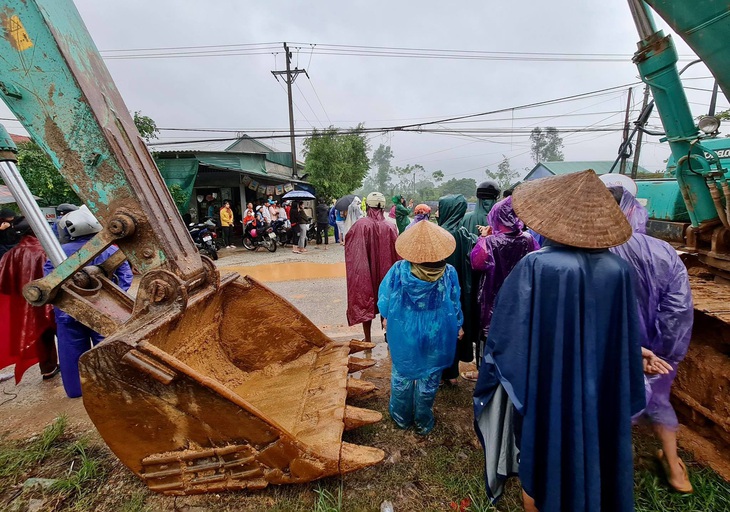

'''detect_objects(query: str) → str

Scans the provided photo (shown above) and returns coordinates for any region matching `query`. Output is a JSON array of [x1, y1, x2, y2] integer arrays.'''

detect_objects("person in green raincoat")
[[461, 180, 501, 236], [393, 195, 413, 234], [437, 194, 478, 384]]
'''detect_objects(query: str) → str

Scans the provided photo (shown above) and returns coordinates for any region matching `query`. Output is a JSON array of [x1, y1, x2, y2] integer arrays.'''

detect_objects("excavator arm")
[[0, 0, 383, 494]]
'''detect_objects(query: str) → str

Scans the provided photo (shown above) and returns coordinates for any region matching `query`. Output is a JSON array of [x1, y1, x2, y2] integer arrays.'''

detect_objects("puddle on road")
[[221, 262, 345, 282]]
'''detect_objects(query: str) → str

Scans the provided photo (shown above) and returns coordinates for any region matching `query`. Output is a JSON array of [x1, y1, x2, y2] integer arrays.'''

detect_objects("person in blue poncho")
[[473, 170, 645, 512], [378, 220, 464, 435], [44, 206, 133, 398]]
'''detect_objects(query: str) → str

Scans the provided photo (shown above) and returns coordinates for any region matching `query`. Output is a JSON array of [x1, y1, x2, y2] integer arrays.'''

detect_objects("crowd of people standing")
[[344, 171, 695, 512], [0, 169, 698, 511]]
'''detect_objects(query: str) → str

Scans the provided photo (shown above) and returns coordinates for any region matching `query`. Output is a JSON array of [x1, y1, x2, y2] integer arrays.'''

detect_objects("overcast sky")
[[2, 1, 727, 185]]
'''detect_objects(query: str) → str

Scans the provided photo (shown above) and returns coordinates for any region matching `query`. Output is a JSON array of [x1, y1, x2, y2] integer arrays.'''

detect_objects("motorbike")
[[188, 219, 219, 260], [273, 220, 314, 248], [242, 220, 277, 252]]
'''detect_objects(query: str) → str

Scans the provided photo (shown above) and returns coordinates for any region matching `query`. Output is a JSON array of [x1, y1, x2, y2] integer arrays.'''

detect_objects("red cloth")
[[345, 208, 400, 325], [0, 236, 55, 383]]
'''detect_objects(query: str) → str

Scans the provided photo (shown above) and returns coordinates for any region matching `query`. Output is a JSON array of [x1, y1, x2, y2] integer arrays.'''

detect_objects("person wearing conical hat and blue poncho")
[[378, 220, 464, 435], [473, 170, 645, 512]]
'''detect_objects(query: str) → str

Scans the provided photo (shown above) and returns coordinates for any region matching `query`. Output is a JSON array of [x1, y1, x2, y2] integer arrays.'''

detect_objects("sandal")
[[657, 449, 693, 494], [460, 370, 479, 382], [42, 366, 60, 380]]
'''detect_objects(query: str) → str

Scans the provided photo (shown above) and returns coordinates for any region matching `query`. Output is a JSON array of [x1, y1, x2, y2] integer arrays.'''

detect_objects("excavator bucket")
[[0, 0, 384, 494], [80, 272, 384, 495]]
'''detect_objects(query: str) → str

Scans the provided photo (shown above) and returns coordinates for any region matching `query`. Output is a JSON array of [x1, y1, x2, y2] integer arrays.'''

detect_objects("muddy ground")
[[1, 246, 728, 511]]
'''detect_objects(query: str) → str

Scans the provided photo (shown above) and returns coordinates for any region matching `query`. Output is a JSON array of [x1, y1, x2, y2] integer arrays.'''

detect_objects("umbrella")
[[282, 190, 315, 200], [335, 194, 356, 212], [0, 185, 40, 205]]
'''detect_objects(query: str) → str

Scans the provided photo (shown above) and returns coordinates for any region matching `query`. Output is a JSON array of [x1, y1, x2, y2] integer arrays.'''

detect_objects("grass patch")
[[1, 389, 729, 511], [0, 415, 67, 479], [313, 483, 344, 512]]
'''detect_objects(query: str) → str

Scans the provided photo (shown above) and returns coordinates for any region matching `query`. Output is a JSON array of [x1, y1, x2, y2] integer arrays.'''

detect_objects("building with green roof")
[[524, 160, 655, 181]]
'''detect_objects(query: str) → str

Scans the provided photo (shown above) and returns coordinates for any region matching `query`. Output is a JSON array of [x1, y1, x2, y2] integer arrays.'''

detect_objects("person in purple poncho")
[[465, 196, 539, 380], [608, 185, 694, 494]]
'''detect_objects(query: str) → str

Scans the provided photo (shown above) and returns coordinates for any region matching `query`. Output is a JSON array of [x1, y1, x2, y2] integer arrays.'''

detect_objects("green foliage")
[[0, 415, 67, 478], [167, 184, 188, 210], [438, 177, 477, 199], [432, 170, 444, 183], [530, 126, 564, 163], [312, 484, 343, 512], [370, 144, 394, 193], [51, 441, 106, 499], [133, 111, 159, 143], [12, 141, 80, 205], [485, 155, 519, 191], [303, 125, 370, 199]]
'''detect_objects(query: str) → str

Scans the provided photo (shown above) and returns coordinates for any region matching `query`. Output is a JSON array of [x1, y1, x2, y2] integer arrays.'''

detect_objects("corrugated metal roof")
[[150, 140, 239, 153], [539, 160, 651, 175]]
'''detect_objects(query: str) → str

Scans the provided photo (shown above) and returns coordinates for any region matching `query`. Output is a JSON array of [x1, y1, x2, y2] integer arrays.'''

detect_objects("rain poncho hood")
[[378, 260, 463, 378], [613, 186, 648, 234], [461, 197, 497, 236], [438, 195, 478, 363], [345, 207, 400, 325], [344, 196, 363, 233], [0, 236, 55, 383], [474, 245, 645, 511], [609, 188, 693, 429], [470, 197, 540, 333]]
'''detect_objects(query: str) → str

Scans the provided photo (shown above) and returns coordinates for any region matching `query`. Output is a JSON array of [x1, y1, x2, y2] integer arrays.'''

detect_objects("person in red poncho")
[[345, 191, 400, 344], [0, 217, 59, 383]]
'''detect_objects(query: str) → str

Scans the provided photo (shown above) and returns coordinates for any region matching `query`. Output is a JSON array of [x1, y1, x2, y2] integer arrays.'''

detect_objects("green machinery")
[[630, 0, 730, 272]]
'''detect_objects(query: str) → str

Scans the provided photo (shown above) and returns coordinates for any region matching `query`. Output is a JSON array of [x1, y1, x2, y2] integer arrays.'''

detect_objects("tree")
[[133, 111, 159, 143], [302, 125, 370, 200], [485, 155, 520, 191], [438, 177, 477, 199], [13, 141, 80, 205], [370, 144, 393, 193], [530, 127, 564, 163], [432, 170, 444, 183]]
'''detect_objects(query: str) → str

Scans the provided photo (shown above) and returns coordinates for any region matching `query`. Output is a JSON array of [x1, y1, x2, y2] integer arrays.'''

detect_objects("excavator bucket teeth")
[[348, 356, 377, 373], [78, 275, 385, 494], [344, 406, 383, 430], [347, 377, 377, 397], [348, 339, 376, 354], [339, 442, 386, 475]]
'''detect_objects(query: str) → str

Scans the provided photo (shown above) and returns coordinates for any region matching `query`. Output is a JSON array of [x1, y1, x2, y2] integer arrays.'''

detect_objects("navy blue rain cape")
[[474, 244, 645, 512]]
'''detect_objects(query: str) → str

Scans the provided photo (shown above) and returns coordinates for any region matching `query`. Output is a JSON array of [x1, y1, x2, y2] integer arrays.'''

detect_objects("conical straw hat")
[[395, 220, 456, 263], [512, 169, 632, 249]]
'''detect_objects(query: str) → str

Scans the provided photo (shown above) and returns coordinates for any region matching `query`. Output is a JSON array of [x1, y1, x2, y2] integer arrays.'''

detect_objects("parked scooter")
[[242, 220, 277, 252], [188, 219, 219, 260]]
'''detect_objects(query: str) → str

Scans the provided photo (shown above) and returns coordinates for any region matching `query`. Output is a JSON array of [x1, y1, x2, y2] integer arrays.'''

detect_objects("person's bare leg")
[[522, 490, 539, 512], [362, 320, 372, 344], [655, 425, 692, 491]]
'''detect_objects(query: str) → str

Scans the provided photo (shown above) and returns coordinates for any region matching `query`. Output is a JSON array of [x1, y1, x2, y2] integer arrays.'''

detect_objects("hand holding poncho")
[[378, 260, 463, 378]]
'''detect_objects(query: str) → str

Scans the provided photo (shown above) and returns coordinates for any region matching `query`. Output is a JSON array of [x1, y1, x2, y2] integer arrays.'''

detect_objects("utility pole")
[[271, 43, 307, 178], [619, 87, 633, 175], [631, 85, 651, 180]]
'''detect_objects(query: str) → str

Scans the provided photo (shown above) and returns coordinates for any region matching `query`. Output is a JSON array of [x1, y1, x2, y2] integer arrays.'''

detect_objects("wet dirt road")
[[0, 244, 375, 439]]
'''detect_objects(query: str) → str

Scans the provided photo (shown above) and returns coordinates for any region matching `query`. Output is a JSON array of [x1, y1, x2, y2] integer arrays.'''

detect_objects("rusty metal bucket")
[[80, 272, 384, 495]]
